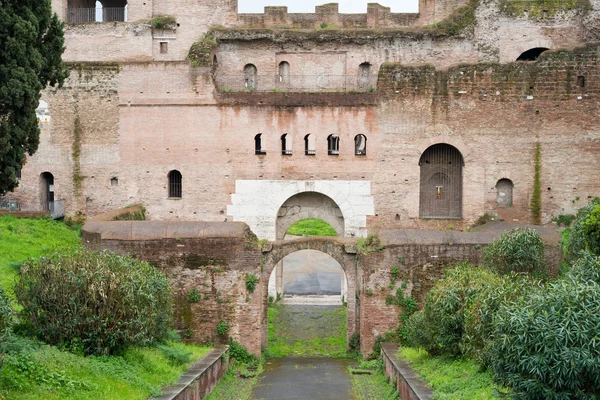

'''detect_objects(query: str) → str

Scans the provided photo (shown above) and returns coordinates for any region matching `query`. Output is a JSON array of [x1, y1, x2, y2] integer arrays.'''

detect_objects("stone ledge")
[[149, 346, 229, 400], [381, 343, 433, 400]]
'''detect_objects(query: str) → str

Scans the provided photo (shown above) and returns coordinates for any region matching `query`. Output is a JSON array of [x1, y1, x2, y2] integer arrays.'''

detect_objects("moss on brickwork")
[[427, 0, 478, 35], [499, 0, 591, 19], [187, 34, 218, 67], [72, 110, 83, 199]]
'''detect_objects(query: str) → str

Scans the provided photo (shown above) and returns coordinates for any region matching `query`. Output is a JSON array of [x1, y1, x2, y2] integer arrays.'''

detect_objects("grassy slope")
[[286, 218, 337, 237], [398, 348, 501, 400], [0, 216, 210, 400], [267, 304, 347, 358], [0, 216, 81, 297]]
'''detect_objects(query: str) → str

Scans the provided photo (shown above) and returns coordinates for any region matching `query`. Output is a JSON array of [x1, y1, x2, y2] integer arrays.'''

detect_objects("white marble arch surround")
[[227, 180, 375, 241]]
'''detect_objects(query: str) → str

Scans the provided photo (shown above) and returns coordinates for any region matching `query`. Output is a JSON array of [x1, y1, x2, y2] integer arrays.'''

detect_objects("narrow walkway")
[[251, 357, 356, 400]]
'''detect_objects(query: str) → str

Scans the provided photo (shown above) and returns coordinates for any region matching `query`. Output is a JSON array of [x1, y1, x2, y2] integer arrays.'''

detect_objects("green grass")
[[266, 305, 348, 358], [286, 218, 337, 237], [204, 363, 263, 400], [0, 216, 82, 298], [350, 369, 399, 400], [0, 336, 210, 400], [0, 216, 212, 399], [398, 347, 502, 400]]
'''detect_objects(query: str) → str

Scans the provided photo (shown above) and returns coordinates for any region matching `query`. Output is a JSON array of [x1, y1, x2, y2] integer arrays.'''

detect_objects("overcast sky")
[[238, 0, 419, 13]]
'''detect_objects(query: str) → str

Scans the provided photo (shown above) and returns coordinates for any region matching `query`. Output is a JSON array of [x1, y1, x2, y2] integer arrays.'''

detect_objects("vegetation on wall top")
[[187, 34, 218, 68], [151, 15, 177, 30], [499, 0, 592, 19]]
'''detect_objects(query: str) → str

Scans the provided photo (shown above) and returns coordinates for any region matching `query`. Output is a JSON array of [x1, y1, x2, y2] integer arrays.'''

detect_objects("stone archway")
[[276, 192, 344, 240], [260, 237, 358, 351]]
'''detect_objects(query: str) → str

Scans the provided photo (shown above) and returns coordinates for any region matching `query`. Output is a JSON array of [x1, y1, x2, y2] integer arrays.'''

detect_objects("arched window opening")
[[304, 134, 316, 156], [213, 55, 218, 69], [281, 134, 292, 155], [244, 64, 257, 91], [255, 133, 266, 155], [419, 144, 464, 219], [358, 62, 373, 90], [327, 135, 340, 156], [40, 172, 54, 211], [354, 134, 367, 156], [516, 47, 549, 61], [496, 179, 514, 207], [278, 61, 290, 86], [168, 170, 182, 199]]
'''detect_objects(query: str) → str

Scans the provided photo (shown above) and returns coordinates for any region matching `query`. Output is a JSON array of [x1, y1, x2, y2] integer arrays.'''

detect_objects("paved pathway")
[[251, 357, 357, 400]]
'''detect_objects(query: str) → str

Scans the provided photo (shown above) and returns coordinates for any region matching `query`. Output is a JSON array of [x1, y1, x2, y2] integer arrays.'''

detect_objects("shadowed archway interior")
[[276, 192, 344, 240]]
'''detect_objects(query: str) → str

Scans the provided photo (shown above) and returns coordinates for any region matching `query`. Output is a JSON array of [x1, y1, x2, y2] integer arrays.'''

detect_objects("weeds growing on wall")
[[357, 233, 385, 254], [151, 15, 177, 30], [187, 34, 217, 68], [530, 142, 542, 225], [499, 0, 592, 19], [245, 274, 259, 293]]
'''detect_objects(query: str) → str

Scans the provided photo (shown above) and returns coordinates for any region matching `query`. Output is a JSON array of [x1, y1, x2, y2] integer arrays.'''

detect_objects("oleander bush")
[[565, 251, 600, 285], [482, 227, 547, 276], [15, 251, 172, 356], [0, 287, 12, 339], [489, 280, 600, 399]]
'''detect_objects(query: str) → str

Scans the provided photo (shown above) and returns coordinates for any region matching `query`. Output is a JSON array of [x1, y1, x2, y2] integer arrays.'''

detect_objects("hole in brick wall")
[[160, 42, 168, 54], [577, 76, 586, 88], [111, 177, 118, 187], [516, 47, 549, 61], [395, 214, 400, 220], [548, 187, 551, 191]]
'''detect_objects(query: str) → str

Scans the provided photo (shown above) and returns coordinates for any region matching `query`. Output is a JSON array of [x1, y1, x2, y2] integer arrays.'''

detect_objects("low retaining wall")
[[381, 343, 433, 400], [150, 346, 229, 400]]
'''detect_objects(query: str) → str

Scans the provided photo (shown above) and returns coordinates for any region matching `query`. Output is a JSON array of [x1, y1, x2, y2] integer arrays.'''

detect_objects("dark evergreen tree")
[[0, 0, 67, 195]]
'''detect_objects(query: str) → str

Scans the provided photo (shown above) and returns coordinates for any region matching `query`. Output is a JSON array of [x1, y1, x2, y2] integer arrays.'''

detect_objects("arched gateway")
[[261, 237, 358, 351]]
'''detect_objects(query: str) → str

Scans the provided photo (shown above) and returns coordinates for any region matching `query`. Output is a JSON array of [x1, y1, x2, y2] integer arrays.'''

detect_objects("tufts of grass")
[[204, 363, 263, 400], [398, 347, 502, 399], [350, 368, 398, 400], [0, 216, 82, 299], [286, 218, 337, 237]]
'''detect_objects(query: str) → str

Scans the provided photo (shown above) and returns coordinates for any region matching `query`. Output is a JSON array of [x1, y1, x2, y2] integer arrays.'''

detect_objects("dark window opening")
[[244, 64, 257, 90], [160, 42, 168, 54], [496, 178, 514, 207], [255, 133, 266, 155], [577, 75, 586, 88], [304, 134, 316, 156], [168, 170, 182, 198], [213, 55, 218, 68], [327, 135, 340, 155], [281, 134, 292, 155], [40, 172, 55, 211], [354, 134, 367, 156], [516, 47, 549, 61], [16, 169, 22, 180], [111, 177, 119, 187], [419, 144, 464, 219]]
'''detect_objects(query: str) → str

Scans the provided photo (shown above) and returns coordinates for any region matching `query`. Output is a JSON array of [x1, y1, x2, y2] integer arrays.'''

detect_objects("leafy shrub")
[[462, 273, 541, 365], [408, 263, 500, 357], [15, 251, 172, 355], [580, 204, 600, 256], [215, 320, 229, 336], [357, 233, 385, 254], [567, 197, 600, 260], [186, 288, 201, 303], [228, 338, 259, 365], [482, 227, 547, 276], [552, 213, 576, 227], [489, 280, 600, 399], [151, 15, 176, 30], [245, 274, 259, 293], [348, 332, 360, 352], [565, 251, 600, 285], [156, 344, 192, 366], [0, 286, 12, 338]]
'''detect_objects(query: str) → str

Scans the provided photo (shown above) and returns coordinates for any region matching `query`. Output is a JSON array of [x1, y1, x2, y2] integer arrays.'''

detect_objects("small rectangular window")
[[577, 75, 585, 88], [16, 169, 21, 180], [160, 42, 168, 54]]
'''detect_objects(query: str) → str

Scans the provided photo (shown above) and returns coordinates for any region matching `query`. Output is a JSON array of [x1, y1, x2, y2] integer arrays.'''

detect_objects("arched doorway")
[[262, 240, 357, 356], [419, 144, 464, 219], [276, 192, 344, 240], [40, 172, 54, 211]]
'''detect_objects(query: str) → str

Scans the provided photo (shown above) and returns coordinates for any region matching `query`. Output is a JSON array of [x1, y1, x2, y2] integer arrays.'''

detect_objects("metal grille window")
[[354, 134, 367, 156], [304, 134, 316, 155], [281, 134, 292, 155], [327, 135, 339, 155], [419, 144, 463, 219], [168, 170, 182, 198]]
